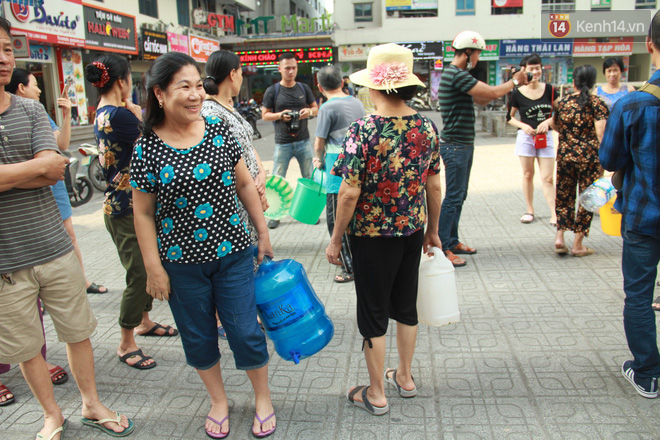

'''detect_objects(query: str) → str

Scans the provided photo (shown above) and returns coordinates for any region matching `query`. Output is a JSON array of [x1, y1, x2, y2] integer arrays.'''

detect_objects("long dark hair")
[[203, 50, 240, 95], [84, 54, 130, 95], [142, 52, 200, 136], [6, 68, 30, 94], [573, 65, 596, 108]]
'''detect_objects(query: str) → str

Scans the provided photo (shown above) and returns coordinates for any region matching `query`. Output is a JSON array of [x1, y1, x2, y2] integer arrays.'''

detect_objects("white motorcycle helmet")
[[451, 30, 486, 51], [452, 31, 486, 70]]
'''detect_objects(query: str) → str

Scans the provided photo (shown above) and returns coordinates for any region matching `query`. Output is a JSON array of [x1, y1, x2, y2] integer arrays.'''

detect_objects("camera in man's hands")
[[510, 67, 533, 83], [284, 110, 301, 133]]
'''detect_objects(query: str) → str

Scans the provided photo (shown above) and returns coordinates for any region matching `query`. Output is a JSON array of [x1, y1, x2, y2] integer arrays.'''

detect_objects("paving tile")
[[3, 118, 659, 439]]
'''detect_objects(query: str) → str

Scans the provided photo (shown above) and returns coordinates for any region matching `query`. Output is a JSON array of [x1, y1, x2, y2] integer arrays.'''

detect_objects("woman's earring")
[[159, 101, 163, 108]]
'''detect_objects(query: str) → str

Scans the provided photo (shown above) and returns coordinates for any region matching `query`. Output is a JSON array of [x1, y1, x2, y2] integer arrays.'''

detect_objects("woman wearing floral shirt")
[[553, 65, 608, 257], [86, 54, 177, 372], [326, 44, 443, 416]]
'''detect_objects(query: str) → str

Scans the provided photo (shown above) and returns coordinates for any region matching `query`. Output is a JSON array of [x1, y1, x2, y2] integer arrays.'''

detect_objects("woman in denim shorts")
[[131, 52, 276, 439], [508, 53, 558, 226]]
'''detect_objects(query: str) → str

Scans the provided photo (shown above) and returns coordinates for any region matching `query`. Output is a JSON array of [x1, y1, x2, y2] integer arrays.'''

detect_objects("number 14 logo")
[[549, 13, 571, 38]]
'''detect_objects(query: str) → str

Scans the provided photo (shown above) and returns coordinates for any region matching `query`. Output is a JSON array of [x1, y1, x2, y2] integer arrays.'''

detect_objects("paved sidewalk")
[[1, 122, 658, 439]]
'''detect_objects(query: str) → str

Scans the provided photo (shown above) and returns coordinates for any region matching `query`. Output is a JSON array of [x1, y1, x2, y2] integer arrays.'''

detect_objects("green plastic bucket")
[[289, 169, 327, 224]]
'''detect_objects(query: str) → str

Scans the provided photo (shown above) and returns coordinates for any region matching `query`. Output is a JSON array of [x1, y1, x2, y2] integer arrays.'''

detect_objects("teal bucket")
[[289, 169, 327, 224]]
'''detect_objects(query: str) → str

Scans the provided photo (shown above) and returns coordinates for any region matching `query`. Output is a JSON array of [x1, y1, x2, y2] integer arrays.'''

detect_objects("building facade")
[[2, 0, 657, 128]]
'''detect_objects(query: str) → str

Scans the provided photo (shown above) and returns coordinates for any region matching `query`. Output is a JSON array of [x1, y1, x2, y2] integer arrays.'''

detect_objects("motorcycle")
[[79, 143, 106, 192], [409, 90, 432, 111], [62, 151, 94, 207], [235, 98, 262, 139]]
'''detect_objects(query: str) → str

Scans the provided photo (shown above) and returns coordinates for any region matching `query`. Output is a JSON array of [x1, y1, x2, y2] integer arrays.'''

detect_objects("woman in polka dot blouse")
[[131, 53, 277, 439]]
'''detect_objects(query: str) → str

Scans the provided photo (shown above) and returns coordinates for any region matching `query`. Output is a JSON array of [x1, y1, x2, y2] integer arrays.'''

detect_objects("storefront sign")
[[397, 41, 443, 60], [236, 13, 333, 36], [5, 0, 85, 47], [572, 37, 633, 56], [141, 28, 167, 61], [338, 44, 375, 62], [189, 34, 218, 63], [386, 0, 437, 11], [12, 35, 29, 58], [83, 4, 137, 54], [500, 38, 573, 57], [167, 32, 188, 55], [28, 44, 53, 62], [493, 0, 523, 7], [236, 47, 333, 66], [192, 9, 236, 34], [444, 40, 499, 61], [433, 59, 443, 70]]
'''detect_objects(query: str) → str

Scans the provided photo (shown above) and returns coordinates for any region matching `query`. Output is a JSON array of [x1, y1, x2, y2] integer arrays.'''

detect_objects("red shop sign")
[[236, 47, 332, 66], [573, 37, 634, 57]]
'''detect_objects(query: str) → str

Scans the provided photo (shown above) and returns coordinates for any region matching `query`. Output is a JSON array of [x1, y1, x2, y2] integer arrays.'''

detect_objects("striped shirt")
[[0, 95, 72, 272], [438, 64, 478, 146], [600, 70, 660, 239]]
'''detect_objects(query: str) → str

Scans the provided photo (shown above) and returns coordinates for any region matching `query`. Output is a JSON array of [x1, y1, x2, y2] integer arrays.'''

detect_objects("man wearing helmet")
[[438, 30, 528, 267]]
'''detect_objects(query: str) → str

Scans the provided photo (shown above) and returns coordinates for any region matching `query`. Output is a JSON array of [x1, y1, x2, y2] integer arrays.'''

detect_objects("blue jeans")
[[438, 143, 474, 251], [163, 246, 268, 371], [622, 224, 660, 379], [273, 139, 313, 179]]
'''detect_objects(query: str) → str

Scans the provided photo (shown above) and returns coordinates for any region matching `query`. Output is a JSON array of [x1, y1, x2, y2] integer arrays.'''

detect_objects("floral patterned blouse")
[[129, 117, 251, 264], [332, 114, 441, 237], [200, 99, 259, 246], [554, 94, 609, 163], [94, 106, 141, 217]]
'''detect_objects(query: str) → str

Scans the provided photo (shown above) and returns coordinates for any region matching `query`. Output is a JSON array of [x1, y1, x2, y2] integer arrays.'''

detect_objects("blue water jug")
[[254, 256, 334, 364]]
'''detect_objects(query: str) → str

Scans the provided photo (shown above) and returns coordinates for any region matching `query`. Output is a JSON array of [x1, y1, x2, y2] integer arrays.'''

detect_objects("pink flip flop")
[[205, 415, 229, 439], [252, 412, 276, 438]]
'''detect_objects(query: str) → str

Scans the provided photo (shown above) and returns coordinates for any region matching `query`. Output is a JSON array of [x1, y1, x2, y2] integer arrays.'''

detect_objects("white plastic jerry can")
[[416, 247, 460, 327]]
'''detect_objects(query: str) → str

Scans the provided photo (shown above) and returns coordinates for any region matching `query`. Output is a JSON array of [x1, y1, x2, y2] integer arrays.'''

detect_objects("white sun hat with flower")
[[349, 43, 425, 93]]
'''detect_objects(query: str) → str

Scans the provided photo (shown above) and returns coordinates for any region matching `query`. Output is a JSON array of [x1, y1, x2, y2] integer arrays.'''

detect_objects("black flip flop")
[[86, 283, 108, 294], [138, 323, 179, 337], [118, 349, 157, 370], [334, 272, 354, 283]]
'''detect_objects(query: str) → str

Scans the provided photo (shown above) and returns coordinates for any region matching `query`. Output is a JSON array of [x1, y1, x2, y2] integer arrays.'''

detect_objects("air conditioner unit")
[[143, 23, 153, 30]]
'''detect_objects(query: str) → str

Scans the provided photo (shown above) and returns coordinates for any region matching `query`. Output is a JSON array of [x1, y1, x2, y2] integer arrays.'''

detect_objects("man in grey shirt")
[[313, 65, 365, 283], [0, 17, 133, 438]]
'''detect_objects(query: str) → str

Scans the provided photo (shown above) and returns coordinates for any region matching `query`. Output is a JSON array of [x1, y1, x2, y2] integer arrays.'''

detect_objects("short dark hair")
[[376, 85, 418, 101], [278, 52, 296, 62], [317, 65, 343, 91], [0, 17, 11, 37], [84, 54, 130, 94], [602, 57, 625, 74], [649, 10, 660, 51], [6, 68, 30, 94], [203, 50, 240, 95], [143, 52, 200, 135], [525, 53, 542, 66]]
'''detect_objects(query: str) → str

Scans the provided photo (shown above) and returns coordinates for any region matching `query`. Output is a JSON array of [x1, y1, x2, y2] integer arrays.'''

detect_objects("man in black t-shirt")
[[262, 52, 319, 229]]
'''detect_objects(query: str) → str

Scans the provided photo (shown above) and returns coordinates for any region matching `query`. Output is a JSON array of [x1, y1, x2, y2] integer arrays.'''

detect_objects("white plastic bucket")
[[417, 247, 460, 327]]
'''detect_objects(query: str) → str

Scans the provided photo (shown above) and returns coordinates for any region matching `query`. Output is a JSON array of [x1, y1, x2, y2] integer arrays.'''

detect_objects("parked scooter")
[[408, 91, 432, 111], [62, 151, 94, 207], [79, 143, 106, 192], [236, 98, 262, 139]]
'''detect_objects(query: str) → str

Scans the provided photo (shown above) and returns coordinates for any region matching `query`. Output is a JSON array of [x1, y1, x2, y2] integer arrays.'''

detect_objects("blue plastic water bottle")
[[254, 256, 334, 364]]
